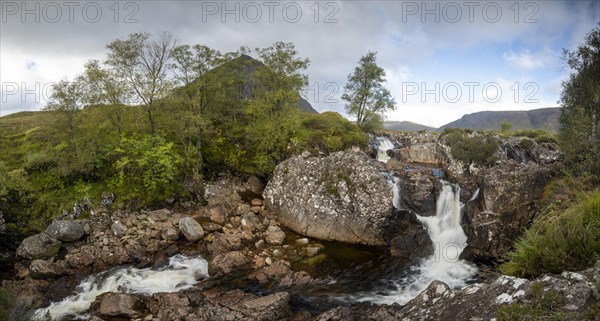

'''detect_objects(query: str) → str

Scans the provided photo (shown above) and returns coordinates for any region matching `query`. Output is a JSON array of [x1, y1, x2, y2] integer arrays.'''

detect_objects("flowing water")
[[352, 181, 478, 304], [373, 136, 395, 163], [347, 137, 477, 304], [32, 137, 478, 319], [33, 255, 208, 321]]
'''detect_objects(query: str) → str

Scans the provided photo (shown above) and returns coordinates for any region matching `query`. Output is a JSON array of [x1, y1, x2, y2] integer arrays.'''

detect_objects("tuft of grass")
[[500, 129, 558, 145], [500, 189, 600, 278]]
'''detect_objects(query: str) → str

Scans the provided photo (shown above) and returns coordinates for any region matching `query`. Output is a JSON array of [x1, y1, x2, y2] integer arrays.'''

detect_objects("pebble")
[[295, 238, 309, 245], [306, 246, 321, 257], [255, 239, 265, 249]]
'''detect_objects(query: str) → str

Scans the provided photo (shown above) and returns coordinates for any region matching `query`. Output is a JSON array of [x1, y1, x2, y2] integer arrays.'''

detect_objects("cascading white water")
[[374, 137, 401, 209], [374, 136, 395, 163], [33, 255, 208, 321], [356, 181, 477, 305]]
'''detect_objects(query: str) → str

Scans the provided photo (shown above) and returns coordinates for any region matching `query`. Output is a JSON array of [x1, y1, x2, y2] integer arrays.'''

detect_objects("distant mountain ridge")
[[384, 107, 561, 132], [439, 107, 561, 132], [383, 121, 436, 132]]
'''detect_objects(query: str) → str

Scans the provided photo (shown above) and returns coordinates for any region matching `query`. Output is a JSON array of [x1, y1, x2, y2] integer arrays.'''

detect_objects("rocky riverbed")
[[1, 132, 598, 320]]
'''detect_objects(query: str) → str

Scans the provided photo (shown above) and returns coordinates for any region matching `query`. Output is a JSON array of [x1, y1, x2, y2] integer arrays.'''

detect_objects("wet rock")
[[305, 246, 321, 257], [92, 293, 143, 318], [208, 251, 251, 276], [195, 289, 290, 321], [179, 217, 204, 242], [253, 261, 313, 289], [111, 221, 127, 238], [397, 168, 437, 216], [29, 259, 63, 279], [240, 292, 290, 320], [264, 150, 395, 246], [16, 233, 62, 260], [143, 289, 204, 320], [314, 306, 356, 321], [295, 238, 309, 246], [388, 210, 433, 259], [265, 226, 286, 245], [46, 220, 85, 242]]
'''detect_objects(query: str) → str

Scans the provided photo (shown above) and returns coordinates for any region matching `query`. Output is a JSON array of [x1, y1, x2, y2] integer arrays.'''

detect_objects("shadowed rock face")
[[264, 150, 395, 246]]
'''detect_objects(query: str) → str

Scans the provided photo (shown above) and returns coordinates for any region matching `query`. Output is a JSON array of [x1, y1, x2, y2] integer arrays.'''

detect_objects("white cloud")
[[0, 0, 597, 125], [503, 48, 557, 70]]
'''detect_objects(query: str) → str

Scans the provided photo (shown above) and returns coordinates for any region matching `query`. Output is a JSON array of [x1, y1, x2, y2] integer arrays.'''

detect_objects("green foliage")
[[293, 112, 368, 154], [111, 135, 183, 199], [442, 129, 499, 172], [0, 37, 367, 235], [500, 119, 513, 132], [505, 129, 558, 144], [500, 190, 600, 278], [559, 23, 600, 175], [0, 287, 11, 321], [342, 51, 396, 132]]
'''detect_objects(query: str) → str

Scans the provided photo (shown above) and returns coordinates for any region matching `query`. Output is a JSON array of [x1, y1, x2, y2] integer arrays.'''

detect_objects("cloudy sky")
[[1, 0, 598, 127]]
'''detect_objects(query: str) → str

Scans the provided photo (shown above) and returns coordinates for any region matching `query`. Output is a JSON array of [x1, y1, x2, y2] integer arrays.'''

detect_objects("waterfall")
[[33, 255, 208, 321], [374, 136, 395, 163], [355, 181, 477, 305], [374, 137, 401, 209]]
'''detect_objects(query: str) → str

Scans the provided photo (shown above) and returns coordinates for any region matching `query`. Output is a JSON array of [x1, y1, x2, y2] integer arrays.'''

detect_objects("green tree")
[[80, 59, 130, 136], [341, 51, 396, 131], [44, 78, 84, 144], [559, 23, 600, 175], [500, 119, 513, 132], [171, 44, 223, 86], [105, 32, 176, 134]]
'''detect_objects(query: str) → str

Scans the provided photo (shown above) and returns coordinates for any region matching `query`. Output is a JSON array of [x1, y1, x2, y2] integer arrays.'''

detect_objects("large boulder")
[[46, 220, 85, 242], [16, 233, 62, 260], [397, 142, 447, 164], [463, 162, 555, 261], [179, 217, 204, 242], [264, 150, 395, 246]]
